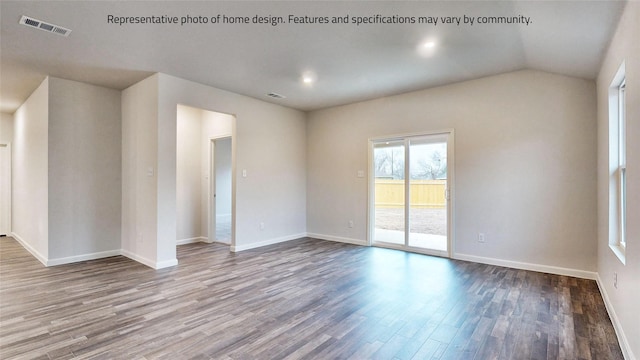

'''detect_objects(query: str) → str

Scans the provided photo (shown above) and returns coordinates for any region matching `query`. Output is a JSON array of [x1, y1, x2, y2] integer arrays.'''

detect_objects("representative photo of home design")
[[0, 1, 638, 359]]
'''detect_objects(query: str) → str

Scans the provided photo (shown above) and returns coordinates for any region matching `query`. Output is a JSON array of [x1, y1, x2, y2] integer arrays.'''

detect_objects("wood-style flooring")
[[0, 236, 623, 359]]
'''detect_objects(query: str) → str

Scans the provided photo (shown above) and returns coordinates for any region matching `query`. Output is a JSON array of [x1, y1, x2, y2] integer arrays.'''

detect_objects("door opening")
[[209, 137, 232, 244], [370, 131, 453, 257], [176, 104, 234, 248], [0, 143, 10, 237]]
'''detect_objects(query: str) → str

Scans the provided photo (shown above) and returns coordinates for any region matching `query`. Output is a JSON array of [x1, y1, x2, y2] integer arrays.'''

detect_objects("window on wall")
[[618, 79, 626, 249], [609, 62, 626, 263]]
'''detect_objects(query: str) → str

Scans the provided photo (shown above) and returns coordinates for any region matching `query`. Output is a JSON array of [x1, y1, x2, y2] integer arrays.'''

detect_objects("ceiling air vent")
[[19, 15, 71, 37], [266, 92, 286, 99]]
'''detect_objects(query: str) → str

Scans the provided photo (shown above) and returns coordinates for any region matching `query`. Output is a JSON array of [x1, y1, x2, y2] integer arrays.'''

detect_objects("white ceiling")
[[0, 1, 625, 113]]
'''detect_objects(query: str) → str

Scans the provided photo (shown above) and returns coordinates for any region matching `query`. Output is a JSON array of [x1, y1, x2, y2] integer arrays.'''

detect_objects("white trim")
[[230, 233, 306, 252], [120, 249, 156, 269], [609, 243, 626, 265], [209, 240, 231, 245], [209, 135, 233, 252], [0, 143, 11, 236], [176, 237, 231, 246], [10, 233, 175, 269], [453, 253, 597, 280], [209, 138, 216, 250], [374, 241, 448, 258], [447, 131, 455, 259], [306, 233, 367, 246], [155, 258, 179, 269], [120, 249, 177, 269], [367, 141, 374, 246], [10, 232, 47, 266], [596, 274, 635, 360], [209, 133, 233, 140], [7, 234, 185, 270], [176, 236, 208, 245], [369, 128, 456, 142], [47, 249, 121, 266], [608, 61, 627, 265], [368, 129, 455, 258]]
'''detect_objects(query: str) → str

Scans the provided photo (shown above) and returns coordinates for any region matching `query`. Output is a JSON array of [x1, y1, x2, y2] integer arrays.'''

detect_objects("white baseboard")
[[306, 233, 368, 247], [155, 258, 179, 269], [47, 249, 121, 266], [209, 240, 231, 245], [9, 233, 177, 270], [10, 232, 47, 266], [596, 274, 635, 360], [453, 253, 597, 280], [120, 249, 156, 269], [120, 249, 177, 269], [231, 233, 306, 252], [176, 236, 208, 245]]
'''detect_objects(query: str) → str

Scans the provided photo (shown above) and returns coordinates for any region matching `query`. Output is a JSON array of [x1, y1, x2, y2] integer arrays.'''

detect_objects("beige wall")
[[47, 77, 122, 261], [307, 69, 598, 274], [176, 105, 203, 241], [12, 78, 49, 261], [596, 2, 640, 359], [123, 73, 307, 267], [158, 74, 307, 257], [11, 77, 122, 264], [0, 112, 13, 236], [0, 112, 13, 144], [121, 74, 160, 267]]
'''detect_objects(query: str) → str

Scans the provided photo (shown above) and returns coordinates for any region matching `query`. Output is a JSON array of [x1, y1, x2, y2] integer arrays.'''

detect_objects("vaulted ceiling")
[[0, 1, 625, 113]]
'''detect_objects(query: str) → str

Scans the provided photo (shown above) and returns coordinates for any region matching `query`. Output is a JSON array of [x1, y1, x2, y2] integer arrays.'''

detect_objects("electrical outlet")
[[348, 220, 354, 228], [478, 233, 486, 243], [614, 272, 618, 289], [259, 222, 265, 231]]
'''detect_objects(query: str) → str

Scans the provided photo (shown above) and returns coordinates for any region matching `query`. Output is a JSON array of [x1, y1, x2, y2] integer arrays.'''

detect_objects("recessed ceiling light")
[[301, 71, 317, 85], [423, 41, 436, 48], [417, 39, 438, 57]]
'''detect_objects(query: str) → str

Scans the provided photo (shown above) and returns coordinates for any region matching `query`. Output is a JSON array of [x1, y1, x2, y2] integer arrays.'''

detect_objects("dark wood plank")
[[0, 236, 625, 359]]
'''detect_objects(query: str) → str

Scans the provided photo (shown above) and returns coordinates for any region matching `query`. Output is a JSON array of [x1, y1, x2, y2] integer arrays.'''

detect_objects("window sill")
[[609, 243, 626, 265]]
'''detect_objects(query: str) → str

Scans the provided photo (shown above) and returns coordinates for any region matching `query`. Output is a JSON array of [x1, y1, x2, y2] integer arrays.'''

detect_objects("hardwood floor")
[[0, 236, 623, 359]]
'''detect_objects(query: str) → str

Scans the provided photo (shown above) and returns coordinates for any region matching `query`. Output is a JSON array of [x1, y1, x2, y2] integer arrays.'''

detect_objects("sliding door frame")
[[367, 129, 455, 258]]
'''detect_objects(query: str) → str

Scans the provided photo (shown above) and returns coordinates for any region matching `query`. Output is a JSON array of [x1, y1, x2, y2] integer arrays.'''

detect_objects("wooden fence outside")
[[375, 179, 446, 209]]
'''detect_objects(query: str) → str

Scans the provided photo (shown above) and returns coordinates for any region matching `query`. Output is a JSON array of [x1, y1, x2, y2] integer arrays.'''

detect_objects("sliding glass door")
[[373, 140, 406, 245], [371, 132, 452, 257], [407, 138, 448, 252]]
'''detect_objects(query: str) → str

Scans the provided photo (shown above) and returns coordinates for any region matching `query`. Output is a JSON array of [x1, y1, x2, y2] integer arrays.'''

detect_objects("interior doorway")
[[369, 131, 453, 257], [209, 137, 232, 244], [176, 104, 234, 247], [0, 143, 10, 236]]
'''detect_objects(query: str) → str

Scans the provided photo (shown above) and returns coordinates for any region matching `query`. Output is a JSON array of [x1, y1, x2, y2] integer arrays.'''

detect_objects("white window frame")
[[618, 80, 626, 250], [608, 62, 626, 264]]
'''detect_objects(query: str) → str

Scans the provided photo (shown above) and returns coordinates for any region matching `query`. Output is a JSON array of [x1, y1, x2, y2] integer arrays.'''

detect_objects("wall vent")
[[19, 15, 71, 37], [266, 92, 286, 99]]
